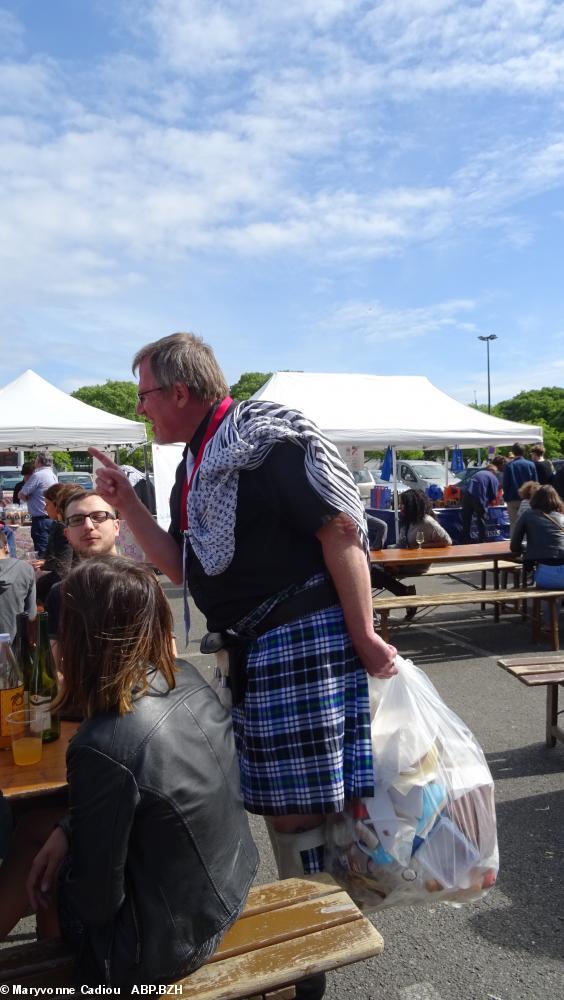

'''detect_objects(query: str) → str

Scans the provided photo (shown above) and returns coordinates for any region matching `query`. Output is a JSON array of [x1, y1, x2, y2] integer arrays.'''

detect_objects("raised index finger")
[[89, 447, 118, 470]]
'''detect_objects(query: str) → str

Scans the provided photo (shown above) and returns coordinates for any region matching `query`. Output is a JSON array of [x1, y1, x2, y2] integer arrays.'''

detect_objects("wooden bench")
[[0, 875, 384, 997], [372, 588, 563, 650], [388, 559, 522, 586], [498, 653, 564, 747]]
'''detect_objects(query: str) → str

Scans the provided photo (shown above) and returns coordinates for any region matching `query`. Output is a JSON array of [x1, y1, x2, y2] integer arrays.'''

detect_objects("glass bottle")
[[0, 632, 25, 750], [12, 612, 34, 701], [30, 613, 60, 743]]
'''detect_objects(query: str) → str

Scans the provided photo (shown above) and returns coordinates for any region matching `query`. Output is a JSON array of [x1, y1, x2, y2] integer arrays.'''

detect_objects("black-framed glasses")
[[65, 511, 116, 528], [137, 386, 164, 404]]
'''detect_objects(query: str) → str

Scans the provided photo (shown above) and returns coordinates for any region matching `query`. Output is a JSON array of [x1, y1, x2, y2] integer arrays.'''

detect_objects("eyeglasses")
[[137, 386, 164, 404], [65, 511, 116, 528]]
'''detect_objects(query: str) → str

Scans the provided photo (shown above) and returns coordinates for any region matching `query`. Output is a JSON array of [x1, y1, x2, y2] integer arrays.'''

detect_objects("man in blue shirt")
[[502, 443, 538, 529], [461, 464, 499, 543], [18, 452, 58, 557]]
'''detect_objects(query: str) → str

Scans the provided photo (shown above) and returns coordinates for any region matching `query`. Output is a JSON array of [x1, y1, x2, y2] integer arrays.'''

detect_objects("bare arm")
[[316, 514, 397, 678], [89, 448, 183, 583]]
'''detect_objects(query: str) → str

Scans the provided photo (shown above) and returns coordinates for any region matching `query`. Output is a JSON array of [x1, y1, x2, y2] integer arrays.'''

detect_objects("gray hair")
[[132, 332, 229, 403], [35, 452, 53, 467]]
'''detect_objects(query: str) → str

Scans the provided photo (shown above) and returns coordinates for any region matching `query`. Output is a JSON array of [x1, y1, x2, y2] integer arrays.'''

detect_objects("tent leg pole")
[[444, 447, 448, 489], [392, 447, 399, 545]]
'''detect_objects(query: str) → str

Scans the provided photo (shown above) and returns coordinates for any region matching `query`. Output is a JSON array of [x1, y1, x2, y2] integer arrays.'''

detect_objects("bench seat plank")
[[242, 875, 340, 916], [214, 891, 361, 961], [372, 588, 564, 610], [179, 917, 384, 1000], [497, 654, 564, 748]]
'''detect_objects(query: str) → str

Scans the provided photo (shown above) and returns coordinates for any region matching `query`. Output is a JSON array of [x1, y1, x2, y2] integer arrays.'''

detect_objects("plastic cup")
[[7, 709, 43, 766]]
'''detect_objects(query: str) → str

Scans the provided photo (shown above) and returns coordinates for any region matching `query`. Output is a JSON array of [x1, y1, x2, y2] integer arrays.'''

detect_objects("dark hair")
[[57, 557, 177, 718], [512, 443, 525, 457], [399, 488, 434, 528], [491, 456, 507, 470], [529, 485, 564, 514], [132, 332, 229, 403], [21, 462, 34, 476], [44, 484, 89, 520], [530, 444, 545, 457]]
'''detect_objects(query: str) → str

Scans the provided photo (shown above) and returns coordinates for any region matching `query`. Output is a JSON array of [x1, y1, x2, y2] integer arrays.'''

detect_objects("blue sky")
[[1, 0, 564, 404]]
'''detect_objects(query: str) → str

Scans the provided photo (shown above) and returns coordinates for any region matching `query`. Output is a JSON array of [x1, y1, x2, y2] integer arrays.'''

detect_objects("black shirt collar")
[[189, 399, 237, 459]]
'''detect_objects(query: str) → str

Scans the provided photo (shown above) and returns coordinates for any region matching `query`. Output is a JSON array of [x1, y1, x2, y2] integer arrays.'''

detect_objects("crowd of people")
[[0, 335, 562, 994]]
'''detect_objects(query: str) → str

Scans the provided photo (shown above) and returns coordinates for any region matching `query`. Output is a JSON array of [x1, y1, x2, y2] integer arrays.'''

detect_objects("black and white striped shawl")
[[187, 399, 369, 576]]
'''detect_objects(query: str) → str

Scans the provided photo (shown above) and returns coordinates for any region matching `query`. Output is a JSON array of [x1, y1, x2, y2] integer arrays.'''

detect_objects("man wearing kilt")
[[93, 332, 397, 1000]]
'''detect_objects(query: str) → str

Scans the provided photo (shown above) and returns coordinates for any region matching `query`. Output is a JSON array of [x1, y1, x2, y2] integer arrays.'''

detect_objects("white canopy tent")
[[0, 370, 147, 449], [151, 371, 543, 530], [251, 372, 543, 448]]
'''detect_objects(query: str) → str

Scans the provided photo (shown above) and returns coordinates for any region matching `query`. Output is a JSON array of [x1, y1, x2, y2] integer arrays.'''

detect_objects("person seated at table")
[[515, 480, 541, 522], [510, 485, 564, 590], [31, 484, 84, 604], [0, 530, 36, 641], [0, 557, 258, 989], [397, 489, 452, 549]]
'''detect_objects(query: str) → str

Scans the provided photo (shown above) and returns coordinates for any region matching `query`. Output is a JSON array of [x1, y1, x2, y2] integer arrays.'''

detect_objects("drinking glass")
[[7, 709, 43, 766], [415, 530, 425, 550]]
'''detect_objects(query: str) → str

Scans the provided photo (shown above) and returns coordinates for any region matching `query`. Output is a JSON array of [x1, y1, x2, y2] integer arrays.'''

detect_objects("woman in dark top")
[[0, 557, 258, 988], [510, 485, 564, 589]]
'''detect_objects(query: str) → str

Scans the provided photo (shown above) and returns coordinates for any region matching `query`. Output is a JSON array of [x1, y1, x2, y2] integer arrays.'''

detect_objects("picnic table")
[[0, 721, 77, 800], [371, 541, 519, 622]]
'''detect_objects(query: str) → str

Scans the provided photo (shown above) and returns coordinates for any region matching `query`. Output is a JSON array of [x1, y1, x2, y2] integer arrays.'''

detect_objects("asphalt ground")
[[4, 571, 563, 999]]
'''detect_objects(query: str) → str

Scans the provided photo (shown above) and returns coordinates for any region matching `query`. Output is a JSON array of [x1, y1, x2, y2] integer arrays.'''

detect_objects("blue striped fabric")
[[231, 600, 374, 816]]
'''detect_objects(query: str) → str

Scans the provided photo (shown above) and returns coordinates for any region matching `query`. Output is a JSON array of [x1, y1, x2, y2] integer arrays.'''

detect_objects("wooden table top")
[[370, 541, 513, 565], [498, 653, 564, 686], [0, 721, 78, 800]]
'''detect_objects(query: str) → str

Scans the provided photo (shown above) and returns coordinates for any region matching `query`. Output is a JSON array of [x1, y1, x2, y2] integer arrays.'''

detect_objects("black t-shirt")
[[169, 412, 339, 631], [535, 459, 555, 485], [45, 581, 61, 639]]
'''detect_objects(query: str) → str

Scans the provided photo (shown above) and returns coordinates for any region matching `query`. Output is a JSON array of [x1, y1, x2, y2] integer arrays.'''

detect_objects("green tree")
[[230, 372, 271, 400], [72, 380, 152, 469]]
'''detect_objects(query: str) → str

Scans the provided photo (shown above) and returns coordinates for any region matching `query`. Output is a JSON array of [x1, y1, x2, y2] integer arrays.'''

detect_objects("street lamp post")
[[478, 335, 498, 413]]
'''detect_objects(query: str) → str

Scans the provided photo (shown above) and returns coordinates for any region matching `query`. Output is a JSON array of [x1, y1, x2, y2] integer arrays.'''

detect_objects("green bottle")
[[30, 612, 60, 743], [12, 612, 34, 700]]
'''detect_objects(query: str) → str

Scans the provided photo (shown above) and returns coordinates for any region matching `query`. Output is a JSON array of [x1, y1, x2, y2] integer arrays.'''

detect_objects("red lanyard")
[[180, 397, 233, 531]]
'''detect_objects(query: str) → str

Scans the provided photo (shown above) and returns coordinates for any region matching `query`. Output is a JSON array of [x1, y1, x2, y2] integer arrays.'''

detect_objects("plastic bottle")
[[12, 613, 34, 701], [30, 613, 60, 743], [0, 633, 25, 750]]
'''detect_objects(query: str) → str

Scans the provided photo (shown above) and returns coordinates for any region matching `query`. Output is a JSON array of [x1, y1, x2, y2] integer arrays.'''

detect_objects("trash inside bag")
[[325, 655, 499, 912]]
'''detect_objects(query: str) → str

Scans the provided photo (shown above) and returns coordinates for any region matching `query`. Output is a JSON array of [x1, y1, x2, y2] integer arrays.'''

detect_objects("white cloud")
[[322, 298, 478, 343]]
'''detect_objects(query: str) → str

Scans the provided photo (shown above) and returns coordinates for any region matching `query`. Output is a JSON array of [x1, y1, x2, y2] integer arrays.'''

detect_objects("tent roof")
[[252, 372, 543, 448], [0, 370, 147, 449]]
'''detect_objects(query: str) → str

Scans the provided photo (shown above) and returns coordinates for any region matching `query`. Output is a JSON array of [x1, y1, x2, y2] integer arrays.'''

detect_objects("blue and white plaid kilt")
[[231, 598, 374, 816]]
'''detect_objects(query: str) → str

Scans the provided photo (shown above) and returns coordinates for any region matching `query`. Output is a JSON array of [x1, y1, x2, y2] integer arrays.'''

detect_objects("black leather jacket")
[[59, 659, 258, 987]]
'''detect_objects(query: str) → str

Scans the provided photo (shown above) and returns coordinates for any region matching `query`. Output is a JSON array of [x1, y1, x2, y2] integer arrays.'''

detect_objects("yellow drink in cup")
[[7, 709, 43, 766]]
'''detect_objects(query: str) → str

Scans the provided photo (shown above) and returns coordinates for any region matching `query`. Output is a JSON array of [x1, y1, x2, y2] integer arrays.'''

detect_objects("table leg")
[[379, 610, 390, 643], [546, 684, 558, 748], [549, 598, 560, 651], [493, 560, 500, 622]]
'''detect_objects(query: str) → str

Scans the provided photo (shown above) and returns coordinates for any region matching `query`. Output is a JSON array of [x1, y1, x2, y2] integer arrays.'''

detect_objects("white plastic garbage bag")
[[325, 655, 499, 911]]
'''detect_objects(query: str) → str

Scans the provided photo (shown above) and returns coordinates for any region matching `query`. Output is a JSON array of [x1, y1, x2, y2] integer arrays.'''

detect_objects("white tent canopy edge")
[[0, 369, 147, 449], [251, 372, 543, 448]]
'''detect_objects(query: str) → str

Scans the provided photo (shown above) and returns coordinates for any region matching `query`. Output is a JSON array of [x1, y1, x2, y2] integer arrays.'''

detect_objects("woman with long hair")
[[0, 557, 258, 988], [398, 489, 452, 549], [511, 485, 564, 588]]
